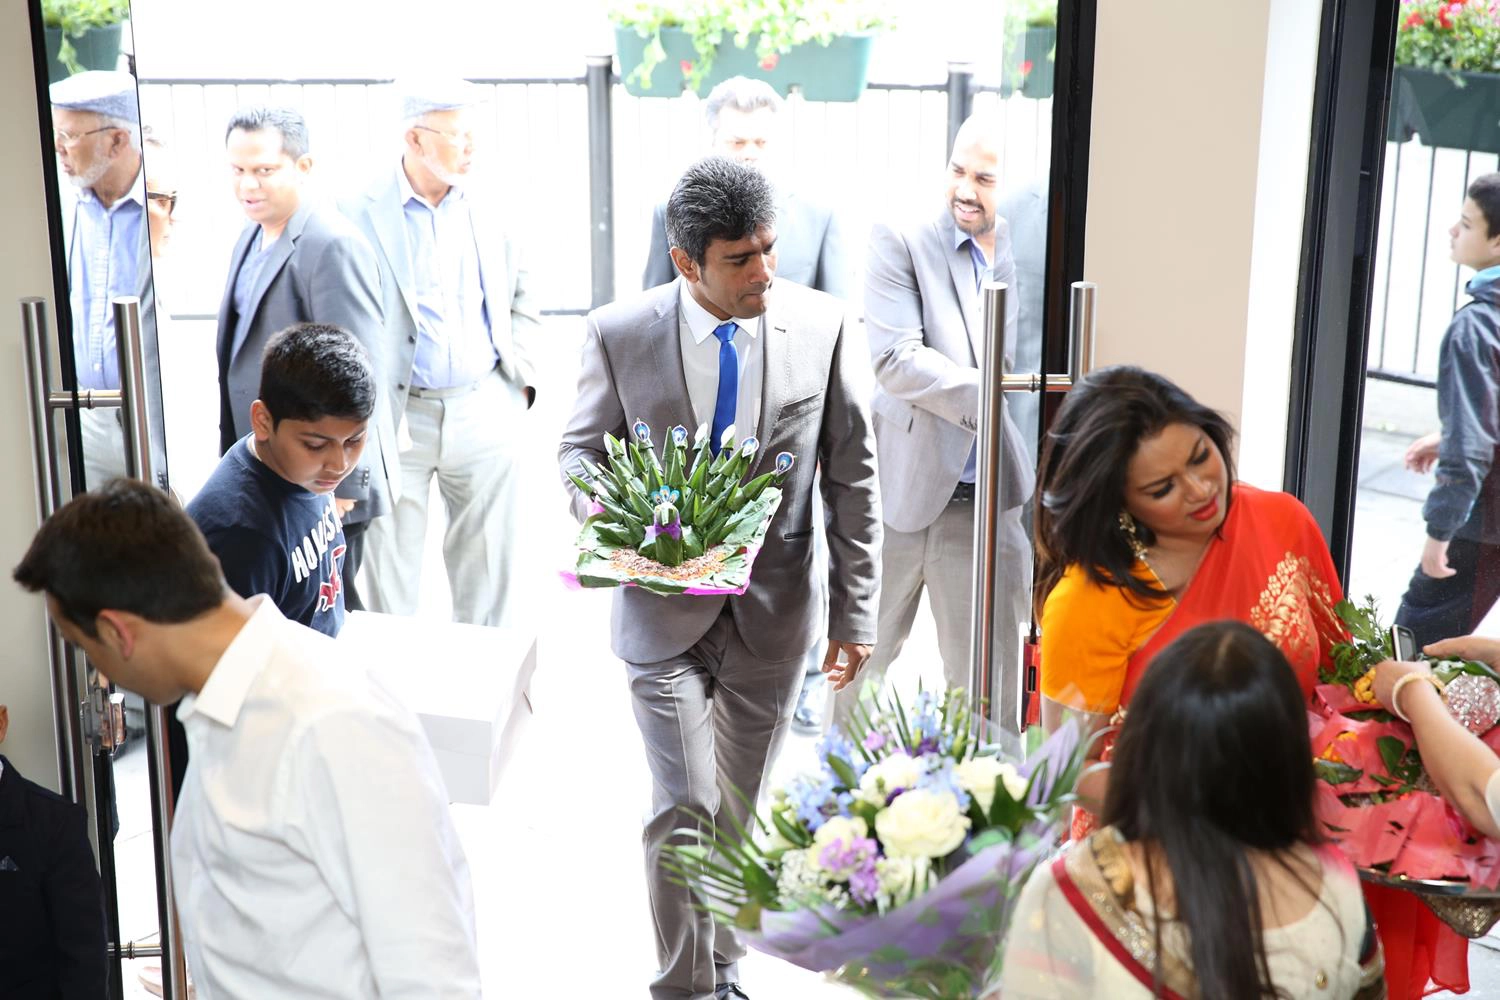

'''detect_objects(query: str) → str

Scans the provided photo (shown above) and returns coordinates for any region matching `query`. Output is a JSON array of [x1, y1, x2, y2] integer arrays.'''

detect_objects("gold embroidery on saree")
[[1249, 553, 1340, 667]]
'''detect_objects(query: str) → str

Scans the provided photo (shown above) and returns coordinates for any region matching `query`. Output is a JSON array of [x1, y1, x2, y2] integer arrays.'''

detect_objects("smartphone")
[[1390, 624, 1419, 662]]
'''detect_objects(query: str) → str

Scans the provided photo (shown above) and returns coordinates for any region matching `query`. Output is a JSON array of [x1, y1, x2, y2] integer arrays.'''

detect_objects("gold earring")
[[1117, 510, 1148, 561]]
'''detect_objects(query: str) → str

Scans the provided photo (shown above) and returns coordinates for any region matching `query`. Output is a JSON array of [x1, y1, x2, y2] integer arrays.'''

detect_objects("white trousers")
[[362, 368, 528, 629]]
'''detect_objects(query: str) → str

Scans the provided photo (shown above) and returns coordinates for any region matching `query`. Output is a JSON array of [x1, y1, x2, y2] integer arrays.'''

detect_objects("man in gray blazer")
[[51, 71, 170, 494], [560, 157, 881, 1000], [342, 79, 539, 630], [832, 114, 1034, 745], [215, 106, 392, 609], [644, 76, 851, 733]]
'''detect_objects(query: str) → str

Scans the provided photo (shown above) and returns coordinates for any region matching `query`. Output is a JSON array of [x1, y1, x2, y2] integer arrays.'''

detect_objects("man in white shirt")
[[13, 480, 482, 998]]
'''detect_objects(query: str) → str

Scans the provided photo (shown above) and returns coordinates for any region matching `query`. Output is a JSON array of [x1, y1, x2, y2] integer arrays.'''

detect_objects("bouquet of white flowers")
[[563, 420, 795, 596], [665, 689, 1086, 998]]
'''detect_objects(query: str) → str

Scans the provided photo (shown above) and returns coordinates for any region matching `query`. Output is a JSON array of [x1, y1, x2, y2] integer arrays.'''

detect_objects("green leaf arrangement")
[[566, 419, 796, 595]]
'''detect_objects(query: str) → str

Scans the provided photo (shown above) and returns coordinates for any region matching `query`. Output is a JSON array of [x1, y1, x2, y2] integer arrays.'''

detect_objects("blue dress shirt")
[[68, 169, 145, 391], [398, 169, 497, 390]]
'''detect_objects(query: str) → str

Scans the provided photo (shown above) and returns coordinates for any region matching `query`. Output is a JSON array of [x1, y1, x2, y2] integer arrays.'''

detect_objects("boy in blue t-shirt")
[[1397, 173, 1500, 647], [187, 322, 376, 638]]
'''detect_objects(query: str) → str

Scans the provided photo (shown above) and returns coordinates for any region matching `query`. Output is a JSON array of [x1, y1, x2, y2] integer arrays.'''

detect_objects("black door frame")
[[1284, 0, 1400, 582]]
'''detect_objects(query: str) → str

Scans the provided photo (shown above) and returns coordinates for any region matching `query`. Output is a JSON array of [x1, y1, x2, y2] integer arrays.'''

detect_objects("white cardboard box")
[[340, 611, 536, 805]]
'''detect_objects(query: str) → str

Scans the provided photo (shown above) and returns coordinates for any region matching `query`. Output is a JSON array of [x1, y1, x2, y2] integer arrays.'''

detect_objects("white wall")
[[1084, 0, 1322, 489], [0, 2, 65, 790]]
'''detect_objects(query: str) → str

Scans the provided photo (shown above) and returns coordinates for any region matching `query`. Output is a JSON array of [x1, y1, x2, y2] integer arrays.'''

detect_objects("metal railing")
[[1369, 139, 1500, 388], [135, 62, 1053, 318]]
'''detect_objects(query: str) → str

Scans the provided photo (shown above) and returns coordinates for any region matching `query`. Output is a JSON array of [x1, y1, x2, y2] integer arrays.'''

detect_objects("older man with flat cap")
[[51, 70, 168, 492], [343, 78, 539, 629]]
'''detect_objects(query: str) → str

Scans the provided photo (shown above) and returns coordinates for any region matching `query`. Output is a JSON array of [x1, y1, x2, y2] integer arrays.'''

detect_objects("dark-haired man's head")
[[13, 480, 227, 703], [1452, 173, 1500, 271], [251, 323, 374, 495], [225, 105, 311, 236], [665, 156, 778, 320]]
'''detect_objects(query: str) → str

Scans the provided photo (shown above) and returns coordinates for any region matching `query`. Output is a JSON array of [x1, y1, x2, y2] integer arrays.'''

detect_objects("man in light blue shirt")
[[343, 79, 539, 630], [51, 71, 159, 490]]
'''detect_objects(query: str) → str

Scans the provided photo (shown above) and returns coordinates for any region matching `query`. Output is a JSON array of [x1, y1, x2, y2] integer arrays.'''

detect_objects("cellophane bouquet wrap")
[[664, 689, 1087, 999], [562, 419, 795, 596], [1314, 598, 1500, 886]]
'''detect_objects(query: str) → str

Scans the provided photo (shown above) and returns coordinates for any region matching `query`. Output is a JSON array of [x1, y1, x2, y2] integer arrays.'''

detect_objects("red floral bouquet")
[[1313, 598, 1500, 887]]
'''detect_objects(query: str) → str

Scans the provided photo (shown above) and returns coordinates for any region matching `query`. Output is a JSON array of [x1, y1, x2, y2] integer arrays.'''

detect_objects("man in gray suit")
[[832, 114, 1034, 744], [51, 71, 169, 493], [645, 76, 850, 733], [215, 106, 392, 610], [560, 157, 881, 1000], [343, 79, 539, 630]]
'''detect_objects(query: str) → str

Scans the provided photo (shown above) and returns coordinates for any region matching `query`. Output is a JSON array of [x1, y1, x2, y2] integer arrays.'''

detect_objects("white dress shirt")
[[677, 278, 763, 442], [171, 597, 481, 998]]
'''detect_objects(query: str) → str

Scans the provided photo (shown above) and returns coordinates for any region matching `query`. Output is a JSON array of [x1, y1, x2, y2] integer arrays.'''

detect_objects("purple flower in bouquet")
[[632, 418, 652, 444], [814, 837, 881, 905], [863, 731, 888, 752], [670, 424, 689, 447], [775, 451, 795, 476]]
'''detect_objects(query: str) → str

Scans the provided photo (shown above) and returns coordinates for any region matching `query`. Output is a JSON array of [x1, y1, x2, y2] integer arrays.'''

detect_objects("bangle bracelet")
[[1390, 672, 1446, 723]]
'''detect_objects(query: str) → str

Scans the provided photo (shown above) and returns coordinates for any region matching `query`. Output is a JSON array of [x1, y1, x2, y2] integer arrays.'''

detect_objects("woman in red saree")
[[1033, 366, 1467, 998]]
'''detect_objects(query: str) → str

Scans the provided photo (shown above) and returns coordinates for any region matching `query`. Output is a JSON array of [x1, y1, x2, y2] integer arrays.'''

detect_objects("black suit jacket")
[[0, 756, 107, 999]]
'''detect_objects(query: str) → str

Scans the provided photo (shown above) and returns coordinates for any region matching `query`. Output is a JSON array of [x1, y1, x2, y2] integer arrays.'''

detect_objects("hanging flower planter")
[[1000, 24, 1056, 100], [41, 0, 130, 83], [1388, 1, 1500, 152], [613, 26, 877, 102], [1388, 65, 1500, 154]]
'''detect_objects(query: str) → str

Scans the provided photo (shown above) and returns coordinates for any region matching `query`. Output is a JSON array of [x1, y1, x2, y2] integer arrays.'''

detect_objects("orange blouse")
[[1039, 484, 1345, 720]]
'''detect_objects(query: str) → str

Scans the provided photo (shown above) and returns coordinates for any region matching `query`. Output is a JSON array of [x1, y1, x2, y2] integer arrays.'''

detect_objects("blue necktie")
[[710, 321, 738, 454]]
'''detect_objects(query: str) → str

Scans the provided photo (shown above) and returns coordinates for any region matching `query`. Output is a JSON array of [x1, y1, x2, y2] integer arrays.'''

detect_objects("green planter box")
[[1001, 25, 1055, 99], [44, 24, 124, 84], [615, 26, 875, 102], [1388, 65, 1500, 154]]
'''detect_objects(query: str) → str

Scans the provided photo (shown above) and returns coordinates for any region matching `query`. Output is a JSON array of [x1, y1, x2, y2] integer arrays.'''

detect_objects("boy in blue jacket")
[[1397, 173, 1500, 647]]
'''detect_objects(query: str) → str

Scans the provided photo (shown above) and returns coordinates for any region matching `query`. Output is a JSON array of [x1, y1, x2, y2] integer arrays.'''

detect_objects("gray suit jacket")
[[62, 184, 170, 491], [865, 206, 1034, 534], [214, 203, 394, 522], [340, 170, 542, 425], [643, 189, 850, 299], [559, 280, 882, 665]]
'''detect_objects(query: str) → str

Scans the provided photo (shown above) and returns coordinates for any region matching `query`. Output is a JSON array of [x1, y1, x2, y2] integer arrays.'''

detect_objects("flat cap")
[[49, 70, 140, 123], [395, 77, 485, 120]]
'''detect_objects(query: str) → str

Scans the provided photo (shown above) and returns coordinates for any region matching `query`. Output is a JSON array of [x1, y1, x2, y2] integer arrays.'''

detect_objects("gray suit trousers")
[[832, 501, 1029, 752], [627, 608, 804, 1000]]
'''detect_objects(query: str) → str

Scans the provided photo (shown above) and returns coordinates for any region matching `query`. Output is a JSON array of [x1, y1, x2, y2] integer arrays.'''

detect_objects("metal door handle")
[[968, 281, 1098, 734], [19, 295, 188, 998]]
